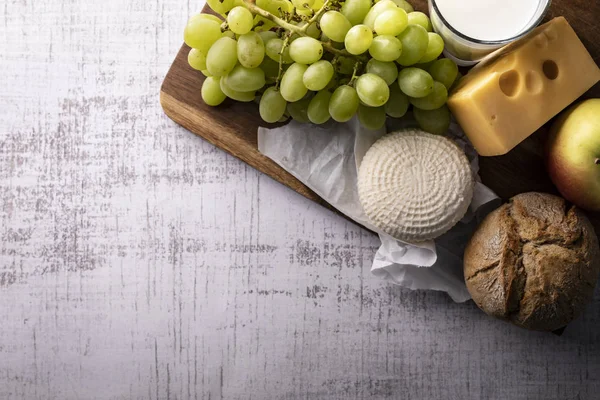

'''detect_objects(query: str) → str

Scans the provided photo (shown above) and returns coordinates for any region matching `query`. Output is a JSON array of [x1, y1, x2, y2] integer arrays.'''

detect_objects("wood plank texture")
[[161, 0, 600, 230]]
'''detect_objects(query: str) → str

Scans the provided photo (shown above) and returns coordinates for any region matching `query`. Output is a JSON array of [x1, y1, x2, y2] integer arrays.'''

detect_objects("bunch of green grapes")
[[184, 0, 460, 134]]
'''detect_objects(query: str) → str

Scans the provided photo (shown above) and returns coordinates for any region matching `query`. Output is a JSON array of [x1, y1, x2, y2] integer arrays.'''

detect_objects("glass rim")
[[430, 0, 553, 46]]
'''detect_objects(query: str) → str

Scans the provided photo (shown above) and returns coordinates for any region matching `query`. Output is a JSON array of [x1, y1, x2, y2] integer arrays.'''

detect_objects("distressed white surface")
[[0, 1, 599, 399]]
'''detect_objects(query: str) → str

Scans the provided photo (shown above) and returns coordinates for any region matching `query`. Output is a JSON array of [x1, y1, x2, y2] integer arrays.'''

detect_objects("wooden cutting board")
[[160, 0, 600, 231]]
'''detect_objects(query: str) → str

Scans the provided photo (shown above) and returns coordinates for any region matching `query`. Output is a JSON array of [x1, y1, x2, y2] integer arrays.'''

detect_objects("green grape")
[[289, 37, 323, 64], [201, 69, 212, 77], [253, 15, 277, 32], [409, 81, 448, 110], [363, 0, 397, 29], [222, 65, 266, 92], [258, 31, 278, 44], [358, 104, 386, 130], [418, 33, 444, 64], [287, 96, 312, 123], [321, 33, 344, 49], [188, 48, 207, 71], [308, 90, 332, 124], [428, 58, 459, 90], [304, 21, 321, 39], [320, 11, 352, 42], [332, 41, 345, 50], [325, 75, 339, 90], [283, 0, 295, 11], [340, 0, 371, 26], [414, 105, 451, 135], [450, 70, 464, 91], [292, 0, 315, 10], [227, 7, 253, 35], [257, 0, 291, 16], [344, 25, 373, 55], [369, 35, 402, 62], [396, 24, 429, 66], [260, 87, 287, 123], [293, 21, 318, 38], [311, 0, 325, 11], [237, 32, 265, 68], [256, 0, 277, 14], [303, 60, 334, 91], [407, 12, 432, 32], [281, 0, 295, 13], [296, 7, 314, 17], [184, 17, 221, 53], [415, 60, 435, 71], [374, 8, 408, 36], [385, 84, 409, 118], [220, 77, 256, 102], [207, 0, 235, 15], [222, 30, 236, 39], [356, 73, 390, 107], [280, 63, 309, 102], [335, 56, 356, 75], [206, 37, 238, 77], [260, 58, 281, 82], [201, 77, 227, 106], [398, 67, 434, 98], [390, 0, 413, 12], [265, 38, 294, 64], [365, 59, 398, 85], [329, 85, 359, 122], [195, 13, 224, 24]]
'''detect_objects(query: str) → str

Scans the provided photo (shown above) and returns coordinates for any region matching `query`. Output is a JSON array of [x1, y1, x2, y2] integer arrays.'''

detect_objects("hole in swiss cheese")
[[499, 70, 520, 97], [543, 60, 559, 80]]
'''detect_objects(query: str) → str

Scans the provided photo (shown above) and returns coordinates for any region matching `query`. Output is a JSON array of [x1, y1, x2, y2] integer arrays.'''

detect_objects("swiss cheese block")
[[448, 17, 600, 157]]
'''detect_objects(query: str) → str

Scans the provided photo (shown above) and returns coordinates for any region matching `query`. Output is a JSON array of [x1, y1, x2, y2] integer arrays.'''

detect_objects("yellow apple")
[[546, 99, 600, 211]]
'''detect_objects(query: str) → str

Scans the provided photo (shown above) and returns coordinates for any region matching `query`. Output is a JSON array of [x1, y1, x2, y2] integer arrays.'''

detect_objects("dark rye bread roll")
[[464, 192, 600, 331]]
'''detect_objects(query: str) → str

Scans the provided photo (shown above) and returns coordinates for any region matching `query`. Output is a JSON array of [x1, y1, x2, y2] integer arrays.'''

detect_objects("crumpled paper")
[[258, 116, 500, 302]]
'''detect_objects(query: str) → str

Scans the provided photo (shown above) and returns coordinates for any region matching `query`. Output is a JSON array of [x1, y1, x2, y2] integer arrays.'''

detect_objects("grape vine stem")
[[302, 0, 331, 32], [243, 0, 362, 61], [245, 1, 297, 32], [275, 33, 292, 90], [349, 61, 362, 86]]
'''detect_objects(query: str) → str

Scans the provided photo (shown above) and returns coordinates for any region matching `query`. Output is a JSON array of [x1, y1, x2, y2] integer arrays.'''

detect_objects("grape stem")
[[322, 42, 355, 59], [302, 0, 331, 32], [245, 2, 300, 33], [349, 61, 361, 86], [275, 33, 292, 90], [243, 0, 362, 61]]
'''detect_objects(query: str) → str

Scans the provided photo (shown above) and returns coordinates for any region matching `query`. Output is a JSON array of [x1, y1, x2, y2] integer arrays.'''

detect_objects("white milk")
[[435, 0, 541, 41]]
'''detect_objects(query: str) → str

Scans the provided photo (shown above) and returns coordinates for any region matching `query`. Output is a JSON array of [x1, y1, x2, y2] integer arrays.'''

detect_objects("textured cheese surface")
[[448, 17, 600, 156], [357, 130, 474, 243]]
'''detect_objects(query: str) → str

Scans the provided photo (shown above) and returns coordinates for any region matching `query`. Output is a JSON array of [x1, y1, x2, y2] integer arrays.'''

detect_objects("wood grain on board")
[[160, 0, 600, 229]]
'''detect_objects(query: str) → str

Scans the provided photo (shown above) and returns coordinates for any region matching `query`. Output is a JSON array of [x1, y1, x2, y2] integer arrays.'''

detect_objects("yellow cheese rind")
[[448, 17, 600, 157]]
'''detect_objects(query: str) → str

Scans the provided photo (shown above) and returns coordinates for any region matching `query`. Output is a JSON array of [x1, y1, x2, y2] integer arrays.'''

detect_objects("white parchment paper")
[[258, 116, 500, 302]]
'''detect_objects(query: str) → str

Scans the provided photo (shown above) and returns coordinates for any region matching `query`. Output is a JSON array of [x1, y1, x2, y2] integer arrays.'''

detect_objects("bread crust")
[[464, 192, 600, 331]]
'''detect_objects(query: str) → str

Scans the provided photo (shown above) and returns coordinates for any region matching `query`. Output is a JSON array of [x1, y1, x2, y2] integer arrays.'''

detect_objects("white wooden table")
[[1, 1, 599, 399]]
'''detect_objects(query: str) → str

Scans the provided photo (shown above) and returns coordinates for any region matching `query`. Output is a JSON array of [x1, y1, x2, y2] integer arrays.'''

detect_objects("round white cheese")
[[357, 130, 474, 243]]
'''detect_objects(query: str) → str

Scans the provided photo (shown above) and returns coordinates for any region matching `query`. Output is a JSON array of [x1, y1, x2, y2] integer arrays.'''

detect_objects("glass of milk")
[[429, 0, 552, 66]]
